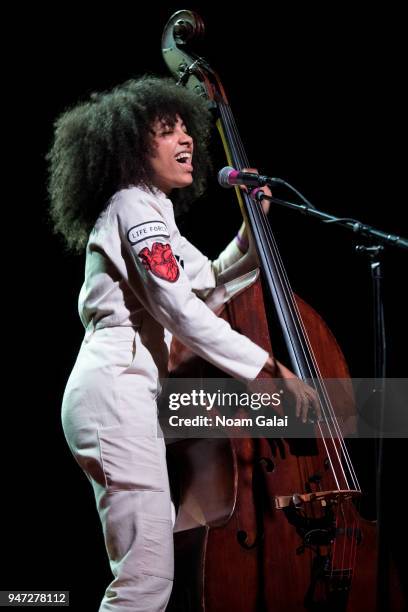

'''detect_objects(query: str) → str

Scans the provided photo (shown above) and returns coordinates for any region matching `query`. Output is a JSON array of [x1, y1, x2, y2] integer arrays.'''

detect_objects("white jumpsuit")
[[62, 186, 268, 611]]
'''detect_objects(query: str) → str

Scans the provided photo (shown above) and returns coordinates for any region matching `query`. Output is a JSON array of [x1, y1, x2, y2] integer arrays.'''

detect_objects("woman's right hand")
[[257, 355, 321, 423]]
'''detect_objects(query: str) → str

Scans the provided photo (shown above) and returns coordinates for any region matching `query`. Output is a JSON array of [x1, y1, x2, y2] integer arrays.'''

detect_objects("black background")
[[3, 4, 406, 609]]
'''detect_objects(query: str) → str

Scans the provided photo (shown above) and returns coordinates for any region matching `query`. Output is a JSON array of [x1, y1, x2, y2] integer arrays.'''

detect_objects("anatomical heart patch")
[[138, 242, 180, 282]]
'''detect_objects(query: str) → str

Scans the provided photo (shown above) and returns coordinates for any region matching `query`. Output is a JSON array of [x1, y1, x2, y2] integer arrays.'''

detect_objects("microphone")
[[218, 166, 281, 189]]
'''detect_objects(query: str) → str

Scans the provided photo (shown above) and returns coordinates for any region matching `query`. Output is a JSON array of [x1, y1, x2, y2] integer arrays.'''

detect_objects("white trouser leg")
[[62, 328, 174, 610], [67, 424, 174, 611], [94, 486, 173, 611]]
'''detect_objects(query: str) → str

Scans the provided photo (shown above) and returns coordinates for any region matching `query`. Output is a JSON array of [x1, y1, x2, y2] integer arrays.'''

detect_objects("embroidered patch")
[[127, 220, 170, 246], [138, 242, 180, 282]]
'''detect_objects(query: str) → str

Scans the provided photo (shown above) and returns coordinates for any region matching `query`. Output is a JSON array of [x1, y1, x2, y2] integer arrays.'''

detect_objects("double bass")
[[160, 10, 395, 611]]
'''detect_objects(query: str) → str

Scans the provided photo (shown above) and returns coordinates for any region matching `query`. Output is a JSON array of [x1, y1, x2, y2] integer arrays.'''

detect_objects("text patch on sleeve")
[[127, 220, 170, 246]]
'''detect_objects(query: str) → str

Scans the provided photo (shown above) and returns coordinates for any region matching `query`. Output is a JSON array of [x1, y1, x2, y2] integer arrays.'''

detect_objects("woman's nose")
[[177, 129, 192, 144]]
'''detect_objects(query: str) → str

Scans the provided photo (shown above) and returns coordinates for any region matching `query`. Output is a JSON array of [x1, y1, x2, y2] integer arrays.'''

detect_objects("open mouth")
[[175, 153, 192, 164]]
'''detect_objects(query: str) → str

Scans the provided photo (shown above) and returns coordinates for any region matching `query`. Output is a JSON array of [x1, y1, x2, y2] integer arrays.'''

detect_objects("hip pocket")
[[97, 424, 165, 492], [114, 329, 138, 369]]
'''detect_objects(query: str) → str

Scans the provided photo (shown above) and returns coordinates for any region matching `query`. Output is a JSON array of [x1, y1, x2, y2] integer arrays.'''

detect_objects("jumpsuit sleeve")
[[178, 234, 246, 293], [115, 195, 268, 383]]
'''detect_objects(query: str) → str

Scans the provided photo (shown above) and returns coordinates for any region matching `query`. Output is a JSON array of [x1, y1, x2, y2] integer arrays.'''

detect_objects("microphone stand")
[[254, 190, 407, 611], [356, 244, 388, 612], [253, 190, 408, 250]]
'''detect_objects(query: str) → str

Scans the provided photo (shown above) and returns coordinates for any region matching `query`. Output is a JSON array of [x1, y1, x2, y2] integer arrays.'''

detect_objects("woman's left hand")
[[239, 167, 272, 214], [236, 167, 271, 252]]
